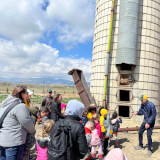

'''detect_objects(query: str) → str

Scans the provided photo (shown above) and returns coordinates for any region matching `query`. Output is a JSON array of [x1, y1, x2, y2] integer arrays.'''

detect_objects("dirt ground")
[[109, 131, 160, 160]]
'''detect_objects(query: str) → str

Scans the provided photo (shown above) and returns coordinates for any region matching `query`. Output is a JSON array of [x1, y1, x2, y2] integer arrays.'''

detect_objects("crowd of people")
[[0, 85, 157, 160]]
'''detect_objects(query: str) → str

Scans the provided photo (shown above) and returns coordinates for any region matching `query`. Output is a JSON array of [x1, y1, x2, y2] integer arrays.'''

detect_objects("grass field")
[[0, 82, 80, 106]]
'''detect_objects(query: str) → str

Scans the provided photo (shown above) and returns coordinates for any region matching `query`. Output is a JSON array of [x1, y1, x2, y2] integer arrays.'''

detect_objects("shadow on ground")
[[144, 141, 160, 153], [111, 138, 130, 149]]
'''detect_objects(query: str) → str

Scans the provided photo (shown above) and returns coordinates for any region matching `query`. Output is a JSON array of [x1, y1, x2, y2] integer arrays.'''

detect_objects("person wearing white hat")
[[25, 89, 33, 108]]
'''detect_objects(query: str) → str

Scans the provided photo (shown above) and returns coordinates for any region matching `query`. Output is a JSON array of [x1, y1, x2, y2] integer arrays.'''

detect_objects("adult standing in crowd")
[[51, 94, 64, 122], [41, 89, 54, 110], [132, 95, 156, 157], [41, 89, 54, 120], [48, 100, 88, 160], [0, 85, 36, 160]]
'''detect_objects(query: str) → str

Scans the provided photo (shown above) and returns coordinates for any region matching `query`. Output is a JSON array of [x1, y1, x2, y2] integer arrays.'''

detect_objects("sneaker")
[[98, 155, 104, 160], [146, 150, 152, 157], [134, 146, 145, 150]]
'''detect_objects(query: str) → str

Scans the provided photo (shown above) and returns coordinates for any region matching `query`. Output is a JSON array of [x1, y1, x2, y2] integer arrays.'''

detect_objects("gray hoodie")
[[0, 95, 36, 147], [103, 113, 113, 138]]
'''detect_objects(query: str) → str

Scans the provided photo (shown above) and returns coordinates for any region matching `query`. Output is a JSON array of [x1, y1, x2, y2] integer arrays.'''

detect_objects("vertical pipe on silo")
[[102, 0, 115, 108]]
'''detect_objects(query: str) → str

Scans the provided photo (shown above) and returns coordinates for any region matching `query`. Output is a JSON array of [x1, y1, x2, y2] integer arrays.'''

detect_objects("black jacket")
[[50, 115, 88, 160], [51, 102, 64, 122]]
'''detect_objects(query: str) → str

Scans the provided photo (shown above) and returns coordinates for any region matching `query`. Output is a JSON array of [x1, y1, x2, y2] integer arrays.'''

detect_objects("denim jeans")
[[0, 144, 24, 160], [139, 122, 154, 151]]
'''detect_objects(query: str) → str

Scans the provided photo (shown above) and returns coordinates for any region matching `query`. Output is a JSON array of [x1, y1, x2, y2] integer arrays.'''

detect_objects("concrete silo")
[[90, 0, 160, 127]]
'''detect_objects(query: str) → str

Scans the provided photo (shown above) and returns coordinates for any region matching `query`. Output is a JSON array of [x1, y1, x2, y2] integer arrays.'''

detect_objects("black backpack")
[[48, 119, 73, 160]]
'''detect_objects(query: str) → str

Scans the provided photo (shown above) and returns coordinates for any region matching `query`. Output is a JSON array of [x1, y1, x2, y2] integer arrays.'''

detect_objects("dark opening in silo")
[[118, 105, 130, 117], [120, 63, 132, 70], [120, 90, 130, 101]]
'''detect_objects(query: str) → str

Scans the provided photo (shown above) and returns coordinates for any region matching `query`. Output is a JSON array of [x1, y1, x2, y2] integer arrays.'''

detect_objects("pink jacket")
[[36, 141, 47, 160], [94, 120, 102, 139], [61, 103, 67, 110], [91, 129, 101, 146]]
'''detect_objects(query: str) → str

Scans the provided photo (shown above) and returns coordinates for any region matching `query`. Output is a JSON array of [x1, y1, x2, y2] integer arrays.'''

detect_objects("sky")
[[0, 0, 96, 82]]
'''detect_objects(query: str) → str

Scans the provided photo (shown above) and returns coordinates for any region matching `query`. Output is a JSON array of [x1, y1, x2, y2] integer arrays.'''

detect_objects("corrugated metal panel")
[[116, 0, 140, 65], [68, 69, 97, 108]]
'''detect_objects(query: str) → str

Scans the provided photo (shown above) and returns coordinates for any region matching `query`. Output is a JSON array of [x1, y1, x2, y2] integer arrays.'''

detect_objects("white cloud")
[[46, 0, 95, 46], [0, 0, 95, 45], [0, 39, 91, 80], [0, 0, 95, 81], [0, 0, 46, 43]]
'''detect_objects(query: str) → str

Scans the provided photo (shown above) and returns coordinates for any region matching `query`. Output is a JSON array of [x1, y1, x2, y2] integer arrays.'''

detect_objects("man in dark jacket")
[[41, 89, 54, 121], [41, 89, 54, 110], [132, 95, 156, 157], [48, 100, 88, 160]]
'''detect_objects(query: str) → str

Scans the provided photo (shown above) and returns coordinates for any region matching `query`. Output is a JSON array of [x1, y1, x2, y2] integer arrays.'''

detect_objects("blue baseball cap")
[[47, 89, 52, 93]]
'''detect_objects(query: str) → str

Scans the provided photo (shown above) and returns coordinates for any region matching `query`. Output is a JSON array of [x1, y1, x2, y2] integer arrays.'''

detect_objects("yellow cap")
[[139, 95, 147, 100]]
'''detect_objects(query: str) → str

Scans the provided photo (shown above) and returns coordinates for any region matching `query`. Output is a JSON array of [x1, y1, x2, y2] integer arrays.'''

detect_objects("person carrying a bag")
[[0, 85, 36, 160], [48, 99, 88, 160]]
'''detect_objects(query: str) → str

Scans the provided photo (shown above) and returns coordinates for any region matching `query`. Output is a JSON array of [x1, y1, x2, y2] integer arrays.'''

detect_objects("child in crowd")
[[103, 109, 113, 155], [100, 108, 107, 133], [104, 148, 128, 160], [36, 119, 55, 160], [87, 104, 96, 120], [81, 109, 88, 126], [92, 113, 102, 139], [37, 106, 50, 125], [100, 108, 108, 155], [81, 120, 95, 160], [29, 106, 39, 123], [91, 114, 103, 159], [61, 103, 67, 116], [111, 111, 122, 147]]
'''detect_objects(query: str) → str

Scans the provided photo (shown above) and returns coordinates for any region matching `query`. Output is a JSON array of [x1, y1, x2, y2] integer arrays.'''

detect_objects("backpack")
[[48, 119, 73, 160]]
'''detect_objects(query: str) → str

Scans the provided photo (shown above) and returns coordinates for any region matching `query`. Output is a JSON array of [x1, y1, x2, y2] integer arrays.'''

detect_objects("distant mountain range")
[[0, 77, 76, 85]]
